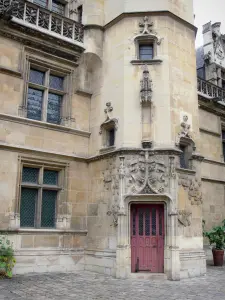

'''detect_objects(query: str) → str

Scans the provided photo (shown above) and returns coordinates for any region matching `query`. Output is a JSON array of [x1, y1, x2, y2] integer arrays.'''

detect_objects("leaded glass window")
[[52, 0, 65, 15], [27, 67, 65, 124], [20, 166, 60, 228], [139, 44, 154, 60]]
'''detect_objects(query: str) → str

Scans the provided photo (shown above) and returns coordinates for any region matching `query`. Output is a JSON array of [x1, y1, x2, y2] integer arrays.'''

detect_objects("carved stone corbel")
[[178, 210, 192, 227]]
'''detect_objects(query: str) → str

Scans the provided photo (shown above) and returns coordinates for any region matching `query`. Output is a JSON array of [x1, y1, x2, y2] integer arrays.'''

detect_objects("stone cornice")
[[0, 21, 84, 62], [203, 157, 225, 167], [199, 128, 221, 137], [0, 142, 88, 161], [202, 177, 225, 184], [0, 228, 88, 234], [198, 97, 225, 118], [0, 113, 91, 137], [104, 11, 197, 33], [0, 65, 22, 78]]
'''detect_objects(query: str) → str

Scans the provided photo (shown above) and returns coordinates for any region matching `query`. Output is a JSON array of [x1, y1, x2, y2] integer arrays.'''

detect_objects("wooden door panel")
[[131, 204, 164, 273]]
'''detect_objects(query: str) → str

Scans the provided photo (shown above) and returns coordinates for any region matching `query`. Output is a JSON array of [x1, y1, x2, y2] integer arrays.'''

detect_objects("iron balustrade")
[[0, 0, 84, 43], [197, 77, 225, 101]]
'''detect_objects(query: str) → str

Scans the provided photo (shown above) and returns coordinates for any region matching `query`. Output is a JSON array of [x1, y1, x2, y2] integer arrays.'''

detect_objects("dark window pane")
[[139, 44, 153, 60], [132, 209, 136, 236], [145, 209, 150, 236], [47, 93, 62, 124], [22, 167, 39, 183], [33, 0, 47, 7], [109, 129, 115, 146], [223, 142, 225, 162], [41, 190, 57, 228], [49, 75, 64, 90], [43, 170, 58, 185], [20, 188, 37, 227], [27, 88, 43, 121], [180, 145, 187, 169], [222, 131, 225, 140], [139, 209, 144, 236], [159, 209, 163, 236], [29, 69, 45, 85], [52, 0, 65, 15], [152, 208, 156, 236]]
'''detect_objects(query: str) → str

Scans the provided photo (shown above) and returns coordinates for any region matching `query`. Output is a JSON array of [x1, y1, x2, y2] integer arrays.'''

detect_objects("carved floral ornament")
[[138, 16, 163, 45], [178, 174, 202, 205]]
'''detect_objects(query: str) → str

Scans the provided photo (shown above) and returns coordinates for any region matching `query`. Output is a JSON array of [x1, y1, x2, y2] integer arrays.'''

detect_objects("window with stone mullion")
[[27, 67, 64, 125]]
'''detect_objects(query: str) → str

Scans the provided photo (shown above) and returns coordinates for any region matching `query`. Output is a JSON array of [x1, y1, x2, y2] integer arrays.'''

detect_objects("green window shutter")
[[41, 190, 57, 228], [20, 188, 37, 227], [43, 170, 58, 185]]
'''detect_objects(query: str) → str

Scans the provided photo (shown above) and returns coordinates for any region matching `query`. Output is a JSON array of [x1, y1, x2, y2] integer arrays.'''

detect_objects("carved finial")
[[139, 16, 154, 35], [140, 65, 152, 103]]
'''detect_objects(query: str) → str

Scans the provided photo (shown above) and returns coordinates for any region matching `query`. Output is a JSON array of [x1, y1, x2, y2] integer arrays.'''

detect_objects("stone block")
[[21, 235, 34, 248], [87, 204, 98, 216], [34, 235, 59, 248]]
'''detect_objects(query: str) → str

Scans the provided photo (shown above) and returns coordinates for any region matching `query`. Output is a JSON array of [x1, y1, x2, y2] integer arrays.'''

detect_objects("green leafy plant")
[[203, 219, 225, 250], [0, 234, 16, 279]]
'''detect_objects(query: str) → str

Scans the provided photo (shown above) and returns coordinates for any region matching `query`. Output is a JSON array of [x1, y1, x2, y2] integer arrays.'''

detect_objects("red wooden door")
[[131, 204, 164, 273]]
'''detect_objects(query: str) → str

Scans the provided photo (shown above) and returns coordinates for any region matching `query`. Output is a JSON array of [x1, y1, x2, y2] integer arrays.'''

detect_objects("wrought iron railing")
[[197, 77, 225, 101], [0, 0, 84, 43]]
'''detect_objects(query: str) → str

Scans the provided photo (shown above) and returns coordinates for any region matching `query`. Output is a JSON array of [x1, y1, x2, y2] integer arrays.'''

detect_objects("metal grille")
[[139, 209, 144, 236], [41, 190, 57, 227], [49, 75, 64, 90], [152, 208, 156, 236], [29, 69, 45, 85], [27, 88, 43, 121], [139, 44, 153, 60], [20, 188, 37, 227], [52, 0, 65, 15], [22, 167, 39, 183], [43, 170, 58, 185], [47, 93, 62, 124], [145, 209, 150, 236]]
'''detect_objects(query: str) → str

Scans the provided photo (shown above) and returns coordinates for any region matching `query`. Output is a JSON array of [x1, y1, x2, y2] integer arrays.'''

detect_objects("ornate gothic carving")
[[140, 65, 152, 103], [125, 152, 170, 195], [107, 204, 120, 227], [178, 174, 202, 205], [204, 51, 212, 65], [138, 16, 162, 45], [178, 210, 192, 227]]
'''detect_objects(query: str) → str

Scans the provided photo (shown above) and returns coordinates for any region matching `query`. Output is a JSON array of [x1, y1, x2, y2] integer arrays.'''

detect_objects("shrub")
[[203, 219, 225, 250], [0, 234, 16, 279]]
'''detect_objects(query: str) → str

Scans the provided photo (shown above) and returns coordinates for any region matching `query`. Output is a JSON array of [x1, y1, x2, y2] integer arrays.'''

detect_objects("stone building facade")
[[0, 0, 208, 280], [197, 21, 225, 259]]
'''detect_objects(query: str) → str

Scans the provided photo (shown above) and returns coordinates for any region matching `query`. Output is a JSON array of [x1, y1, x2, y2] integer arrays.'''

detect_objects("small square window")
[[43, 170, 58, 185], [139, 44, 154, 60], [29, 69, 45, 85]]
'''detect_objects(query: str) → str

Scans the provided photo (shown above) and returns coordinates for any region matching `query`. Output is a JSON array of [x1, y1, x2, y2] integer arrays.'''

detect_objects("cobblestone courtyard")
[[0, 266, 225, 300]]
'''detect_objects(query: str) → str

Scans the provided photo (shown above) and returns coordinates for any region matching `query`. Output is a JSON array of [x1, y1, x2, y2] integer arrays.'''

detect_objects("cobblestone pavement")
[[0, 266, 225, 300]]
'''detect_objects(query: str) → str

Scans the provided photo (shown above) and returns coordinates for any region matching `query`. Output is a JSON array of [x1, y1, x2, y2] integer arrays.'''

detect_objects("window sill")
[[99, 146, 116, 153], [176, 167, 196, 175], [131, 59, 163, 65], [0, 113, 91, 138], [0, 228, 88, 234]]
